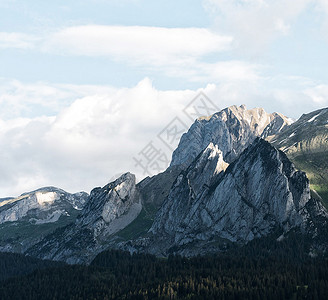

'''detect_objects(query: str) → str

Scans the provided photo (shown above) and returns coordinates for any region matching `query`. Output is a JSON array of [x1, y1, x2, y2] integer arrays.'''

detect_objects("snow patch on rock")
[[36, 192, 59, 207]]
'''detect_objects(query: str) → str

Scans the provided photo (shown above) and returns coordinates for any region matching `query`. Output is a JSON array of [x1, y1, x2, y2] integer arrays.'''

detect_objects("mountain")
[[0, 187, 88, 253], [171, 104, 292, 167], [270, 107, 328, 207], [26, 173, 142, 264], [127, 138, 327, 256], [1, 105, 327, 265]]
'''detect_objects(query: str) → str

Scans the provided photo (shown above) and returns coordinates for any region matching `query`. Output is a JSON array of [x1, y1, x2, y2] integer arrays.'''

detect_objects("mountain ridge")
[[0, 187, 88, 253], [126, 138, 327, 257], [0, 104, 327, 264], [269, 107, 328, 207]]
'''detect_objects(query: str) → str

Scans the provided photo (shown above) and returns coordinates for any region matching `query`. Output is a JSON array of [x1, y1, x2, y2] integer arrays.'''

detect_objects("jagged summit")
[[171, 105, 291, 167], [26, 172, 142, 264], [77, 172, 140, 230], [145, 138, 327, 256]]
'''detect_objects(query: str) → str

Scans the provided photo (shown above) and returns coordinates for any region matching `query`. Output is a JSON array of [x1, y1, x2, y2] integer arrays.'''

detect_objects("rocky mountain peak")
[[171, 105, 291, 167], [26, 172, 142, 264], [78, 172, 139, 230], [185, 143, 228, 196], [146, 138, 326, 256], [0, 187, 88, 253], [0, 187, 88, 224], [193, 143, 228, 172]]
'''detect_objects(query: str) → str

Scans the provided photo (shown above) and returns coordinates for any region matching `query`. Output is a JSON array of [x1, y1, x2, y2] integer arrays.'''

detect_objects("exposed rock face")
[[77, 172, 141, 239], [147, 139, 327, 256], [150, 143, 228, 239], [26, 173, 141, 264], [0, 187, 88, 253], [0, 187, 87, 224], [171, 105, 292, 167]]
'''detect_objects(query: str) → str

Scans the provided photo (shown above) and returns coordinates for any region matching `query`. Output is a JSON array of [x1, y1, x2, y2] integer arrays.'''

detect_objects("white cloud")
[[0, 25, 266, 85], [204, 0, 312, 51], [304, 84, 328, 104], [0, 32, 37, 49], [0, 78, 118, 119], [0, 78, 199, 197], [43, 25, 232, 65], [41, 25, 237, 82], [0, 25, 244, 83], [0, 26, 233, 67], [1, 76, 327, 198]]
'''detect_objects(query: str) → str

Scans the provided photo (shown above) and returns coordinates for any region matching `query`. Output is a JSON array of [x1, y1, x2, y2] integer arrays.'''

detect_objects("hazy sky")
[[1, 0, 328, 197]]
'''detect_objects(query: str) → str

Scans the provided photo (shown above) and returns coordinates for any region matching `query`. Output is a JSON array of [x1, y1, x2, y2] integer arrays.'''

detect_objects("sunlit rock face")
[[0, 187, 88, 224], [26, 173, 142, 264], [147, 138, 327, 256], [171, 104, 292, 168], [77, 172, 141, 238]]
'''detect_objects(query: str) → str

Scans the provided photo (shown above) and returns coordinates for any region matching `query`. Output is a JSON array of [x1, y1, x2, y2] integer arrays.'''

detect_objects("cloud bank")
[[0, 26, 236, 83], [1, 77, 328, 198]]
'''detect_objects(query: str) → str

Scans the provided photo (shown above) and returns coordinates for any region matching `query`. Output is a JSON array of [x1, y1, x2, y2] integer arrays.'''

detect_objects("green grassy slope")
[[292, 152, 328, 208]]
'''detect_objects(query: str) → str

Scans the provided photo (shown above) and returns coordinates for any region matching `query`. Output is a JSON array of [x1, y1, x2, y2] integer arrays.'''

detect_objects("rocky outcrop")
[[146, 138, 327, 256], [171, 105, 291, 167], [0, 187, 87, 224], [0, 187, 88, 253], [26, 173, 141, 264], [77, 172, 141, 239]]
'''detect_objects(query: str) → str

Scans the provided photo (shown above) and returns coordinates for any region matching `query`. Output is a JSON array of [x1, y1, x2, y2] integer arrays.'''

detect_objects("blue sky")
[[0, 0, 212, 89], [1, 0, 328, 197]]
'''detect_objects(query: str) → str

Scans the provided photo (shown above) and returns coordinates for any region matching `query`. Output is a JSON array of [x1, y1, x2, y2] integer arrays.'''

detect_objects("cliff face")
[[26, 173, 141, 264], [77, 173, 141, 238], [171, 105, 291, 167], [147, 139, 327, 256]]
